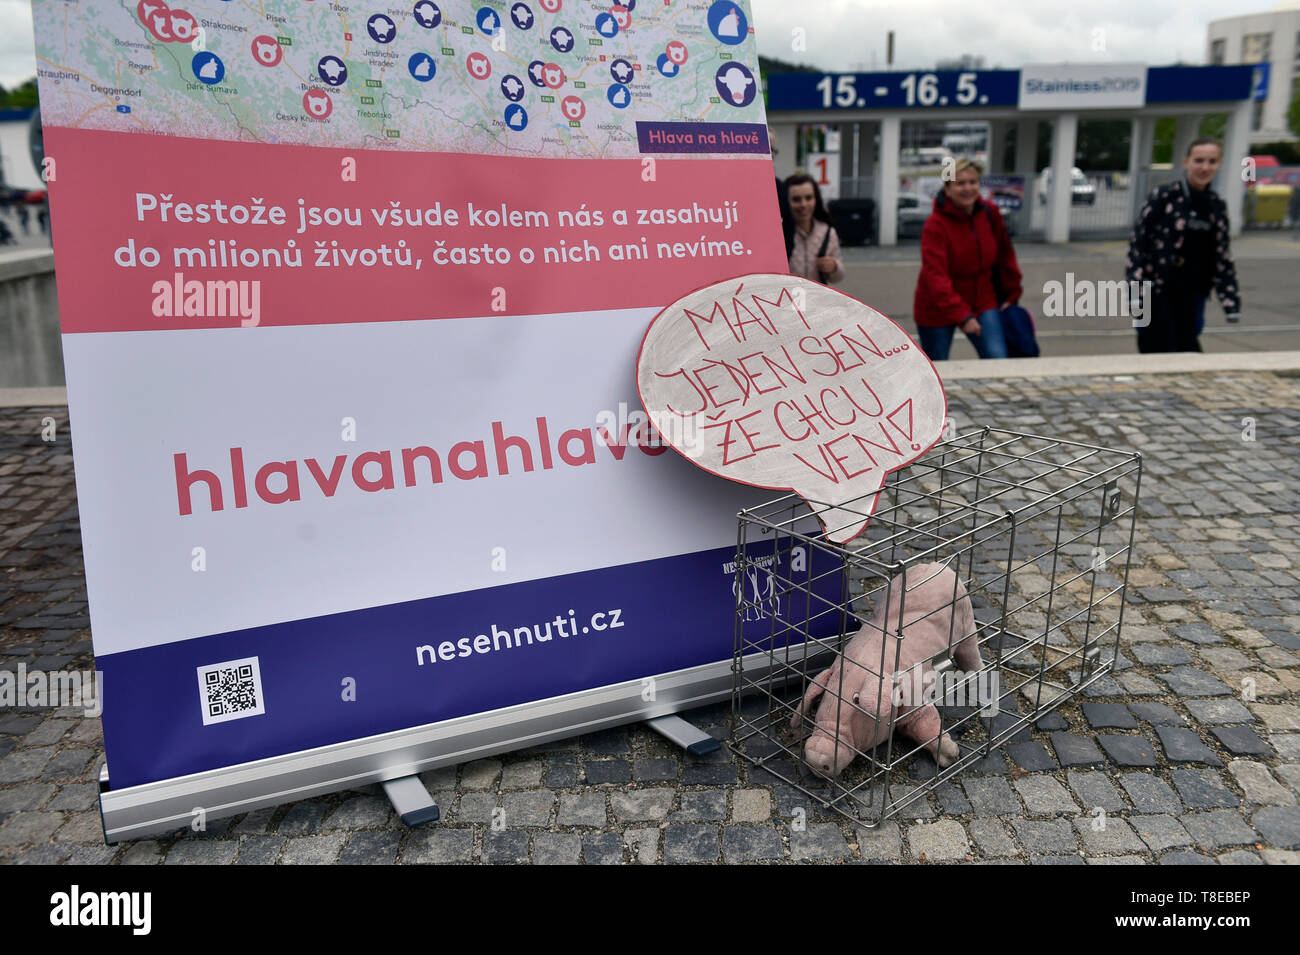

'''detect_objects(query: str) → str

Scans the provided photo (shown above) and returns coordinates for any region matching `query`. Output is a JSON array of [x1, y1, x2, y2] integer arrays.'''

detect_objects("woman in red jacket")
[[913, 159, 1023, 360]]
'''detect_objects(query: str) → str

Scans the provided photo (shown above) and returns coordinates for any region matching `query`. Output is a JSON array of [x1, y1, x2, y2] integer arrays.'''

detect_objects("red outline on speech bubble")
[[635, 272, 949, 545]]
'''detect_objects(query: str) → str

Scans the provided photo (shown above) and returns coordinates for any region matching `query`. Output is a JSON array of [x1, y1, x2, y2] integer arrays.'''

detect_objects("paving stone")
[[624, 827, 660, 865], [731, 789, 770, 823], [1260, 849, 1300, 864], [789, 823, 851, 861], [0, 810, 62, 847], [45, 782, 97, 812], [1011, 818, 1077, 855], [633, 758, 679, 782], [544, 757, 580, 789], [10, 845, 74, 865], [1135, 814, 1194, 852], [0, 746, 54, 782], [1051, 733, 1104, 767], [481, 829, 530, 864], [1034, 712, 1069, 732], [1007, 741, 1056, 771], [1130, 644, 1194, 666], [533, 832, 581, 865], [583, 727, 630, 756], [276, 800, 328, 835], [1178, 811, 1259, 849], [1068, 771, 1126, 813], [459, 758, 502, 790], [53, 809, 104, 843], [1128, 702, 1185, 726], [683, 762, 739, 785], [454, 792, 498, 825], [1081, 702, 1140, 730], [557, 792, 606, 827], [337, 831, 402, 865], [232, 807, 276, 835], [969, 818, 1018, 858], [1076, 817, 1147, 855], [1087, 855, 1147, 865], [1014, 777, 1080, 816], [163, 839, 239, 865], [611, 788, 674, 822], [855, 821, 902, 861], [1252, 807, 1300, 849], [1251, 704, 1300, 732], [1171, 624, 1223, 646], [1211, 726, 1272, 757], [1184, 699, 1255, 725], [403, 828, 474, 864], [934, 781, 972, 815], [1228, 761, 1296, 806], [1171, 768, 1240, 809], [499, 760, 545, 790], [1081, 676, 1126, 699], [1029, 854, 1085, 864], [1095, 734, 1156, 767], [663, 824, 720, 864], [279, 833, 345, 865], [499, 789, 556, 828], [583, 760, 631, 785], [1218, 850, 1264, 865], [1116, 672, 1163, 696], [581, 832, 624, 865], [1157, 668, 1233, 697], [673, 790, 728, 822], [1159, 850, 1216, 865], [323, 795, 392, 829], [962, 777, 1022, 816], [908, 819, 970, 861], [1156, 727, 1223, 766], [119, 841, 165, 865], [23, 717, 75, 746], [0, 783, 53, 815], [1122, 774, 1184, 814], [1276, 764, 1300, 795], [723, 824, 783, 862]]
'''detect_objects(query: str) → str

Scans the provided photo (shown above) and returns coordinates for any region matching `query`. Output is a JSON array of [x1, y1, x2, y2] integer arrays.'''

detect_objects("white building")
[[1207, 0, 1300, 143]]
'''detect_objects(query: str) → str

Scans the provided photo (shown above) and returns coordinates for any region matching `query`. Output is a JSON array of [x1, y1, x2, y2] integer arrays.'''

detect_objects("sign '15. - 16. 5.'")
[[790, 70, 1019, 111]]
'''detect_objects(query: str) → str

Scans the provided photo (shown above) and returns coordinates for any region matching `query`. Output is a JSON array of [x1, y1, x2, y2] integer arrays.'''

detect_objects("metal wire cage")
[[730, 428, 1143, 827]]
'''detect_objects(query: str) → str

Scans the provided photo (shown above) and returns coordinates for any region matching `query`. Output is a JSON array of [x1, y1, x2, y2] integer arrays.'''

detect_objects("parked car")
[[1037, 167, 1096, 205], [897, 192, 928, 238]]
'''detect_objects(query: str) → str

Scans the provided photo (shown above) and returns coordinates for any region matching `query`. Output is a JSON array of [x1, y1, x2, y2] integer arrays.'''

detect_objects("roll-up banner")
[[31, 0, 844, 836]]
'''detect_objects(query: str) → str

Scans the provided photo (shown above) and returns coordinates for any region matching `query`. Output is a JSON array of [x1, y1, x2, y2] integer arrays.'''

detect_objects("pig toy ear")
[[791, 668, 832, 734]]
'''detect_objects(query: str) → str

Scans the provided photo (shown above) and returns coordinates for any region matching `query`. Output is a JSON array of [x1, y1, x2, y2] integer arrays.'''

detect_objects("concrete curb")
[[936, 350, 1300, 380], [3, 351, 1299, 408]]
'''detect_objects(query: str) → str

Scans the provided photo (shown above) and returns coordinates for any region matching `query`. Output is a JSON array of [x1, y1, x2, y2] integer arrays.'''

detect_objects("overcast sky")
[[0, 0, 1261, 88]]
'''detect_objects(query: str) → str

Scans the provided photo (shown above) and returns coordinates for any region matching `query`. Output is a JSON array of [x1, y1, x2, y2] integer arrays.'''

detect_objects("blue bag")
[[1000, 303, 1039, 358]]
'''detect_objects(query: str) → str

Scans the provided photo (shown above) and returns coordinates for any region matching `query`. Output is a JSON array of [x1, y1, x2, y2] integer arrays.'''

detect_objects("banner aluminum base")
[[97, 652, 788, 843]]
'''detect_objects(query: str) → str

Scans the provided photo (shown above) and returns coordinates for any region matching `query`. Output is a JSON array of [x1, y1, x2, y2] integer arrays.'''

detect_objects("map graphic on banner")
[[34, 0, 767, 158], [34, 0, 836, 803]]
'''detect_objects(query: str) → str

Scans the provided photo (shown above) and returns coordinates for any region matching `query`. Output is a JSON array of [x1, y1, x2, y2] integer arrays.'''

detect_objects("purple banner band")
[[637, 122, 770, 154]]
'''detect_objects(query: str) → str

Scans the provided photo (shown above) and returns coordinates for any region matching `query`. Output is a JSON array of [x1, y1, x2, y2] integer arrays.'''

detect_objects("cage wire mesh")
[[730, 428, 1143, 827]]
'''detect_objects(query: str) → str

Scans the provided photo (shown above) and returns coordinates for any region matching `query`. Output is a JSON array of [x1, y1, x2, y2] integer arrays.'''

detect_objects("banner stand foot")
[[382, 775, 440, 826], [645, 714, 720, 756]]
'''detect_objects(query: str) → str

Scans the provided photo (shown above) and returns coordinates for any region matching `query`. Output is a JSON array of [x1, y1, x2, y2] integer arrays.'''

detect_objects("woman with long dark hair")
[[785, 173, 844, 285], [1125, 137, 1241, 352]]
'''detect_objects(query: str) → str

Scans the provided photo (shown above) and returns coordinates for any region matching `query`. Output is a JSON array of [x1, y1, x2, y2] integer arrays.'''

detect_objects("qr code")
[[197, 656, 265, 726]]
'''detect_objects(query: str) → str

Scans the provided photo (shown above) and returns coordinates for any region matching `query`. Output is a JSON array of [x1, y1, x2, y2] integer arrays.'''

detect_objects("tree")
[[0, 78, 38, 109]]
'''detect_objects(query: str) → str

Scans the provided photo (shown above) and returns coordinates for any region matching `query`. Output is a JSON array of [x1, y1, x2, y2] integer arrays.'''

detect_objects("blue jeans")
[[916, 308, 1008, 360]]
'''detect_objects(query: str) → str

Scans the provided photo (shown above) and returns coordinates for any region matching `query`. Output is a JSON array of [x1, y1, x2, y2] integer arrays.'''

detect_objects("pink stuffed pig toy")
[[791, 562, 983, 777]]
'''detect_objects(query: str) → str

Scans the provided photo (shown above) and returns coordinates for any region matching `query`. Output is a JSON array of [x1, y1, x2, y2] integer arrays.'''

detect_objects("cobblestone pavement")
[[1, 369, 1298, 864]]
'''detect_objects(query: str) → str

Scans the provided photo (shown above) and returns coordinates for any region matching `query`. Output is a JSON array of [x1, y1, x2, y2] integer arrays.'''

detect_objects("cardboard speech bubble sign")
[[636, 274, 946, 544]]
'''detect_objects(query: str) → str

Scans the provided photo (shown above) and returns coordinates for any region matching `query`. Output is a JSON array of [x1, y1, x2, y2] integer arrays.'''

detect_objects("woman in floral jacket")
[[1125, 138, 1241, 353]]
